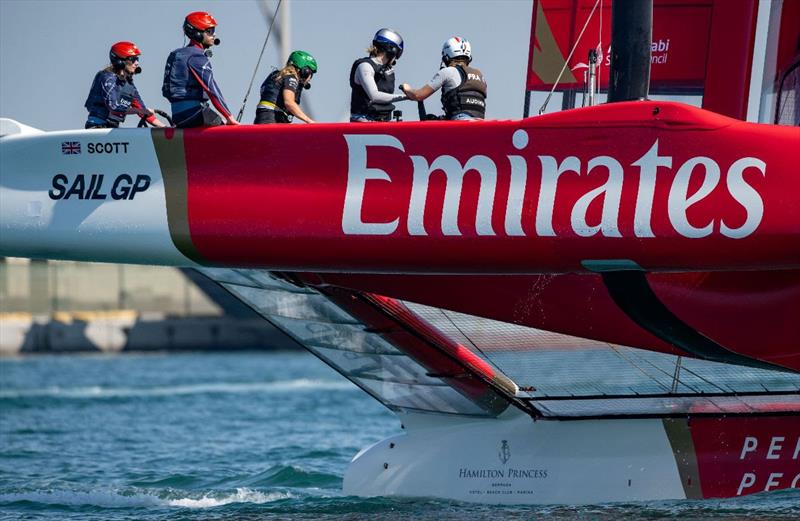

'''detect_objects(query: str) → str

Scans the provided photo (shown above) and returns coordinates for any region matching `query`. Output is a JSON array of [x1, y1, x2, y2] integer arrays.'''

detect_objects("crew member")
[[254, 51, 317, 124], [401, 37, 487, 121], [162, 11, 239, 127], [349, 28, 407, 122], [84, 42, 165, 129]]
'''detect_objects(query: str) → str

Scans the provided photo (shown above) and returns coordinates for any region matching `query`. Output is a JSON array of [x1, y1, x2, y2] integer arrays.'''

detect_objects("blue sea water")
[[1, 351, 798, 520]]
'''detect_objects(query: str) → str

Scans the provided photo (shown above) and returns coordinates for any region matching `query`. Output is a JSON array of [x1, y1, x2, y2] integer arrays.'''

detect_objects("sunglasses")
[[203, 27, 216, 35], [125, 55, 140, 63]]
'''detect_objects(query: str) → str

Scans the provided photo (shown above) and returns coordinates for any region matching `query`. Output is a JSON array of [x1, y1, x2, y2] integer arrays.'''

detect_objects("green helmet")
[[287, 50, 318, 78]]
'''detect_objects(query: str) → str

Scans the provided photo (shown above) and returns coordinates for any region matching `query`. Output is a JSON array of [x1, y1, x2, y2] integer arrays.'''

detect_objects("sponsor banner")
[[526, 0, 713, 91], [173, 102, 799, 273], [689, 416, 800, 498]]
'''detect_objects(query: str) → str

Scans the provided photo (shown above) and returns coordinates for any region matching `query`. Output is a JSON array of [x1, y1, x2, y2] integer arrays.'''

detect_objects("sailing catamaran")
[[1, 0, 798, 504]]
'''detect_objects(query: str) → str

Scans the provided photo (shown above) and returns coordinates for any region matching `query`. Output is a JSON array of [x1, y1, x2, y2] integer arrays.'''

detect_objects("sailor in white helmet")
[[401, 37, 487, 120]]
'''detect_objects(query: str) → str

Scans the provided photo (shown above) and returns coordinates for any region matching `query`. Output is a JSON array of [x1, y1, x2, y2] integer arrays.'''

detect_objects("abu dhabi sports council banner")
[[526, 0, 714, 92]]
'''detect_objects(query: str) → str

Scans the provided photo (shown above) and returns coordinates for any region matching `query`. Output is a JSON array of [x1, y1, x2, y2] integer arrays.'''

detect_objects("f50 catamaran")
[[1, 0, 799, 504]]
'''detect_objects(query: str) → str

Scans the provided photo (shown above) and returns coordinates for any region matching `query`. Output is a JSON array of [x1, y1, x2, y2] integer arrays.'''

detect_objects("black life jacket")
[[259, 70, 302, 113], [162, 45, 207, 102], [441, 64, 487, 119], [349, 57, 395, 117]]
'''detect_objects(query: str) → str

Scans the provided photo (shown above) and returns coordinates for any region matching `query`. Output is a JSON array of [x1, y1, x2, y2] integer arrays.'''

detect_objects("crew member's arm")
[[355, 62, 407, 104], [400, 69, 446, 101], [130, 90, 166, 127], [102, 75, 135, 121], [399, 83, 434, 101], [282, 88, 314, 124], [188, 55, 240, 125]]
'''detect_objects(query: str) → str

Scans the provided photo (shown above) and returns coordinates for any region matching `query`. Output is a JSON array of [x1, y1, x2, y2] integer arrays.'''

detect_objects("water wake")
[[0, 378, 353, 399], [0, 487, 292, 509]]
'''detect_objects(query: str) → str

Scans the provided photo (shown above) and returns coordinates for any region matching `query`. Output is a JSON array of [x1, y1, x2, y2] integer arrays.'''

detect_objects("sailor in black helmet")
[[401, 37, 487, 121], [349, 28, 408, 122]]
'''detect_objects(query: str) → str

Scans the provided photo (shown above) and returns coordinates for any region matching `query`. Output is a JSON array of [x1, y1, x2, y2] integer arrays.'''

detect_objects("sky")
[[0, 0, 534, 130]]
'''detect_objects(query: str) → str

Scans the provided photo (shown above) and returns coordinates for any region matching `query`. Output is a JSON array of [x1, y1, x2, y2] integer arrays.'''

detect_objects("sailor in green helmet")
[[255, 50, 317, 124]]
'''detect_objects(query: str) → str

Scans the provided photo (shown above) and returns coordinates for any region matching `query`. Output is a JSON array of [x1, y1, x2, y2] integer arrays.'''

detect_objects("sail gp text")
[[49, 174, 151, 200], [341, 132, 765, 239]]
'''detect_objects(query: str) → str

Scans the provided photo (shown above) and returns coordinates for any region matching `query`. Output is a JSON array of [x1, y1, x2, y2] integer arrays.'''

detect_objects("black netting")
[[199, 268, 509, 417], [198, 268, 800, 418], [403, 302, 800, 402]]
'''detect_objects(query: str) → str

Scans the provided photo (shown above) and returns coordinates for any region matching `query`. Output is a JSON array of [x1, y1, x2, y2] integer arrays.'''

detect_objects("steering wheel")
[[137, 109, 174, 128]]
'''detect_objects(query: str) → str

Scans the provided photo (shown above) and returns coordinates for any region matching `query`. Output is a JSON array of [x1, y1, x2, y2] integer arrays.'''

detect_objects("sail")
[[525, 0, 761, 119], [527, 0, 714, 91]]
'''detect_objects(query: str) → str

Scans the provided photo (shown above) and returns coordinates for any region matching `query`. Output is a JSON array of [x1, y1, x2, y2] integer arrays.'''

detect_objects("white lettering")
[[793, 437, 800, 459], [570, 156, 623, 237], [631, 140, 671, 237], [341, 134, 768, 242], [767, 436, 785, 460], [408, 155, 497, 236], [537, 156, 580, 236], [764, 472, 783, 491], [792, 473, 800, 488], [721, 157, 766, 239], [669, 156, 720, 238], [342, 134, 402, 235], [740, 436, 758, 459], [737, 473, 757, 495], [505, 130, 530, 236]]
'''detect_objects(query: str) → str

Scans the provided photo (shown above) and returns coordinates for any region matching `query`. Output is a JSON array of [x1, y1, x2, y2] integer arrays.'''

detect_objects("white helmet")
[[442, 36, 472, 64]]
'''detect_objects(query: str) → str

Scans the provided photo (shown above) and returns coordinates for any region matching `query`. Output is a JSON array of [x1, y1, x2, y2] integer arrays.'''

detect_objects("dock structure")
[[0, 258, 300, 354]]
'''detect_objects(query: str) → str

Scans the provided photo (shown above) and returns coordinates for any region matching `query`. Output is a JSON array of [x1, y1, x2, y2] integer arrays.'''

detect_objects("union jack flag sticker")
[[61, 141, 81, 155]]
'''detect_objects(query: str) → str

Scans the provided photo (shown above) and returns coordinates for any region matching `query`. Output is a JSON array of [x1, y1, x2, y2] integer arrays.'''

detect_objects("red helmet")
[[110, 41, 141, 60], [184, 11, 217, 31], [109, 41, 141, 70], [183, 11, 218, 44]]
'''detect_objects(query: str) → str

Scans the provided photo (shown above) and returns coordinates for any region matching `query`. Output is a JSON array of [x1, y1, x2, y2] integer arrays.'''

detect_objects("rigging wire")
[[635, 352, 701, 394], [597, 0, 603, 98], [236, 0, 283, 122], [670, 356, 683, 393], [607, 344, 672, 393], [538, 0, 602, 115], [435, 308, 519, 386], [674, 363, 732, 394]]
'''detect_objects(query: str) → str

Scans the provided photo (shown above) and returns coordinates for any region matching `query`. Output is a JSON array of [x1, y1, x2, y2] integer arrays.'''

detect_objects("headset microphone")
[[213, 37, 221, 46], [134, 66, 142, 74]]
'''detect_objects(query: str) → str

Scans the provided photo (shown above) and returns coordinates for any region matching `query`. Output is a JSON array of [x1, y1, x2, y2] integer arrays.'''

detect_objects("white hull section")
[[344, 410, 686, 504], [0, 126, 190, 265]]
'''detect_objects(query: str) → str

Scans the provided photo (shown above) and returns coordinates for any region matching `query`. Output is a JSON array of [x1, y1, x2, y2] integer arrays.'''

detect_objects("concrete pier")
[[0, 259, 300, 354]]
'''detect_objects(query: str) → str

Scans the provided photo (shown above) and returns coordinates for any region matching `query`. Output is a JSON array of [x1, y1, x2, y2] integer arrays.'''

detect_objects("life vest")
[[349, 57, 395, 118], [259, 70, 302, 114], [441, 64, 487, 119], [84, 70, 136, 126], [162, 45, 208, 102]]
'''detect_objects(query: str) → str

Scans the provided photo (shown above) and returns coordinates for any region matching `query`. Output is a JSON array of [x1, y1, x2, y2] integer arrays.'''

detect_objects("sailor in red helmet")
[[84, 42, 165, 129], [162, 11, 239, 127]]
